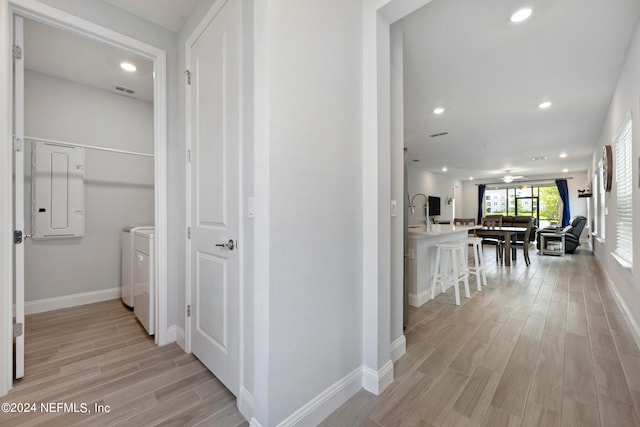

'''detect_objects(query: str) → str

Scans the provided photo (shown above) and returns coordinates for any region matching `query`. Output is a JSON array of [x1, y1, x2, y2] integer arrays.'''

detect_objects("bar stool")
[[431, 240, 470, 305], [465, 237, 488, 291]]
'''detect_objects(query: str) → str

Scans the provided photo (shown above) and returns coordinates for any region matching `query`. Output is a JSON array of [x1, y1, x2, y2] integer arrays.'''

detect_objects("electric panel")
[[32, 141, 85, 239]]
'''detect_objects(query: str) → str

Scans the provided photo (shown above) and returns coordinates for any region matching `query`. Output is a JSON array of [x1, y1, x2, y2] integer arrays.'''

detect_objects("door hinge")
[[187, 305, 192, 317], [187, 227, 191, 239], [13, 44, 22, 60], [184, 70, 191, 85], [12, 137, 22, 152], [14, 230, 23, 244], [187, 149, 191, 162], [13, 323, 23, 338]]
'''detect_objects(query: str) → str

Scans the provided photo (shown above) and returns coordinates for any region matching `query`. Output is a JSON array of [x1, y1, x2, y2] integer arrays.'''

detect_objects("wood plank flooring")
[[322, 248, 640, 427], [0, 299, 247, 427]]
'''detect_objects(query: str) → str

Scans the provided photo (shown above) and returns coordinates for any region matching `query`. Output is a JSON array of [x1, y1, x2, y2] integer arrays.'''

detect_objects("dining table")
[[475, 226, 528, 266]]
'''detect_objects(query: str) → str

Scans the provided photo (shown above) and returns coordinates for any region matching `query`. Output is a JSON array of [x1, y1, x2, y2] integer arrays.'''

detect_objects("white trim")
[[361, 0, 433, 401], [594, 256, 640, 352], [250, 419, 265, 427], [362, 360, 394, 395], [408, 290, 430, 308], [165, 325, 177, 345], [0, 0, 12, 396], [22, 287, 120, 315], [276, 366, 363, 427], [239, 386, 254, 422], [2, 0, 170, 391], [175, 325, 186, 351], [390, 335, 406, 362], [252, 0, 270, 424], [611, 251, 633, 271]]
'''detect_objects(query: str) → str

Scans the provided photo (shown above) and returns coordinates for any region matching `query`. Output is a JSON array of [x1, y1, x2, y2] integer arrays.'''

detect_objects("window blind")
[[615, 117, 633, 264]]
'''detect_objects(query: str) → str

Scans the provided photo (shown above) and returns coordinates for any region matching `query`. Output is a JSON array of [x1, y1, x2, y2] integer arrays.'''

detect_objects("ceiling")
[[22, 0, 203, 103], [24, 18, 154, 102], [401, 0, 640, 183], [102, 0, 200, 33], [21, 0, 640, 183]]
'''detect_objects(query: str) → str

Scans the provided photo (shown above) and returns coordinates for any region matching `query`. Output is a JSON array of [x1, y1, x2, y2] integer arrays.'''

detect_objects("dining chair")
[[481, 215, 504, 262], [454, 217, 477, 236], [510, 217, 534, 265]]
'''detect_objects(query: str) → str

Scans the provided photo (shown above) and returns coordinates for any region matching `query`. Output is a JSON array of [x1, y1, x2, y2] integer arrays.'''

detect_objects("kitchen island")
[[407, 224, 480, 307]]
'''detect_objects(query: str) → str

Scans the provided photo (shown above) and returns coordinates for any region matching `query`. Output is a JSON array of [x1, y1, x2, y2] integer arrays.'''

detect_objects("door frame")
[[0, 0, 169, 395], [183, 0, 245, 396]]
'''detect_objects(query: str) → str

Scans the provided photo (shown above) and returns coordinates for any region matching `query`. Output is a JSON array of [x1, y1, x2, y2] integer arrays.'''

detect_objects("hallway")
[[323, 249, 640, 426]]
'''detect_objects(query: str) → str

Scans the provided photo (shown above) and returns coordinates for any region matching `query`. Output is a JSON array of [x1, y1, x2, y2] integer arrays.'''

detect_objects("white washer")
[[121, 226, 153, 308], [133, 229, 155, 335]]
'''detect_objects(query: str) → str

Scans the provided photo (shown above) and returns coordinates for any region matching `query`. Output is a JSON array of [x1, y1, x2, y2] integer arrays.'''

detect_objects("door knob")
[[215, 239, 235, 251]]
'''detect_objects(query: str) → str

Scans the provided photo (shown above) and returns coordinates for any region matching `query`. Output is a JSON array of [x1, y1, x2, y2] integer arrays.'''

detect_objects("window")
[[483, 184, 560, 227], [614, 116, 632, 265]]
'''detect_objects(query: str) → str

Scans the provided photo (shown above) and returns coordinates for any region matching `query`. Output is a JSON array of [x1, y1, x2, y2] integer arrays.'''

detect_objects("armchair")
[[537, 216, 587, 254], [563, 216, 587, 253]]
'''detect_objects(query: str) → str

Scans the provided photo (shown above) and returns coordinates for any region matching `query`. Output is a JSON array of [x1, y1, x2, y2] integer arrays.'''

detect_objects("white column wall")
[[592, 17, 640, 347], [265, 1, 365, 424]]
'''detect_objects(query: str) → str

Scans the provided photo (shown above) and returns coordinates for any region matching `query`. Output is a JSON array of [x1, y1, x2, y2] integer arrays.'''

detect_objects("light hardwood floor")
[[1, 300, 248, 427], [322, 248, 640, 427]]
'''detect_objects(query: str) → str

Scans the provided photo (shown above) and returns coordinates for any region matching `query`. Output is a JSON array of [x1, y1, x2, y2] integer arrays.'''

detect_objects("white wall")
[[23, 70, 154, 301], [262, 0, 364, 424], [408, 166, 462, 225], [35, 0, 181, 327], [592, 17, 640, 344]]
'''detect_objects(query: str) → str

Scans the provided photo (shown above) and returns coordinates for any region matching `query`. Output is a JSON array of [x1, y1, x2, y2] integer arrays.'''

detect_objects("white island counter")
[[408, 224, 480, 307]]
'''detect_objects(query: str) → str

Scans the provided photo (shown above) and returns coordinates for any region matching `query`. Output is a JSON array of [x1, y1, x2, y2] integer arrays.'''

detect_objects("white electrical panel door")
[[32, 141, 85, 239]]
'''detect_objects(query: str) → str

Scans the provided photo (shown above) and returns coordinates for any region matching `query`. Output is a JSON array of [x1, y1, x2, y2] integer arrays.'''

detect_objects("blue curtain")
[[555, 179, 570, 227], [477, 184, 486, 224]]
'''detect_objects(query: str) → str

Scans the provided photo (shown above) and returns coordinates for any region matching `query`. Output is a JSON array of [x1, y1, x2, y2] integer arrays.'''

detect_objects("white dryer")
[[133, 229, 155, 335], [121, 225, 153, 308]]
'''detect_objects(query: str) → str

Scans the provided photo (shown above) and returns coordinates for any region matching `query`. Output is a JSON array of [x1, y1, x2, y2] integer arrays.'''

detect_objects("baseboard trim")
[[22, 287, 120, 315], [174, 325, 186, 350], [595, 255, 640, 351], [362, 360, 394, 395], [390, 335, 406, 362], [276, 366, 362, 427], [239, 386, 254, 422], [408, 289, 430, 307], [165, 325, 178, 345]]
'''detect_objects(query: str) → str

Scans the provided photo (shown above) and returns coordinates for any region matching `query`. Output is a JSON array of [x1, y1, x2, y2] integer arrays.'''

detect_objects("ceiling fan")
[[502, 170, 525, 183]]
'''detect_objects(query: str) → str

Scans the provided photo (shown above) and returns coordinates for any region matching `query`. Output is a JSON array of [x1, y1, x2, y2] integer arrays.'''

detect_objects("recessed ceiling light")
[[442, 166, 448, 172], [510, 8, 532, 23], [120, 62, 137, 72], [469, 177, 474, 181], [559, 153, 567, 158], [538, 101, 552, 109], [562, 168, 569, 173], [433, 107, 445, 115]]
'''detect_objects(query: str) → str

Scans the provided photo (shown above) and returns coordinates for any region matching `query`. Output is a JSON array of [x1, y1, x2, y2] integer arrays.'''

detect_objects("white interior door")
[[188, 0, 241, 397], [13, 15, 25, 380]]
